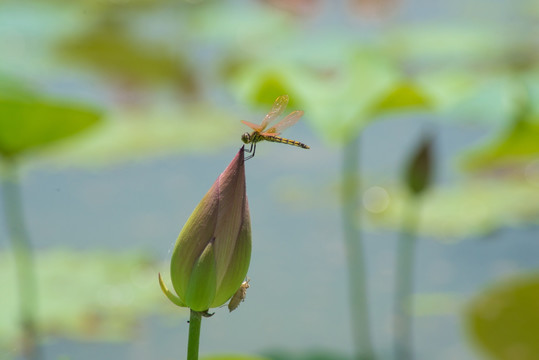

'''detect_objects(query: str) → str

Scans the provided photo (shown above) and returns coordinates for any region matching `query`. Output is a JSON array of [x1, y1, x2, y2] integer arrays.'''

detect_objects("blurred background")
[[0, 0, 538, 359]]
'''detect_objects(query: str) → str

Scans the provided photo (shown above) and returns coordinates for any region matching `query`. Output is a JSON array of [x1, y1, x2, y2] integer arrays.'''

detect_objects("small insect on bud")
[[228, 278, 250, 312]]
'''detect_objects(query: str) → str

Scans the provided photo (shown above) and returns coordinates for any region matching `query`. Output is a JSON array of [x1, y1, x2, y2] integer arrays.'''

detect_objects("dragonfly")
[[241, 95, 310, 160]]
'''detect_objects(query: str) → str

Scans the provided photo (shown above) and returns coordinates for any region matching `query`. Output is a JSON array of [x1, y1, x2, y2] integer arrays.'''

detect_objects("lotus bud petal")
[[159, 147, 251, 312]]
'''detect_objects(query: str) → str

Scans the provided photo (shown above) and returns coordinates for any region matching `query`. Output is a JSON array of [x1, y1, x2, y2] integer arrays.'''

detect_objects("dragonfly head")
[[241, 132, 251, 144]]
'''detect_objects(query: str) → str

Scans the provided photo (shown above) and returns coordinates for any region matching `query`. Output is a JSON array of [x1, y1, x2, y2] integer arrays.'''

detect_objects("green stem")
[[1, 160, 40, 360], [341, 136, 375, 360], [187, 309, 202, 360], [393, 198, 420, 360]]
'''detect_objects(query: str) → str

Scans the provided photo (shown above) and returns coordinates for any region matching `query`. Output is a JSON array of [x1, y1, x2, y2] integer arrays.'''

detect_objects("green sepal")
[[158, 273, 186, 307], [185, 239, 217, 311], [170, 190, 218, 303]]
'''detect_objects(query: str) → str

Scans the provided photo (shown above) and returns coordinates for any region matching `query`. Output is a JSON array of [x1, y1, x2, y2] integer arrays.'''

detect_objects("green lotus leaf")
[[58, 20, 192, 88], [262, 349, 350, 360], [368, 81, 433, 117], [226, 62, 304, 111], [383, 24, 504, 63], [201, 355, 270, 360], [461, 115, 539, 171], [0, 97, 102, 159], [365, 180, 539, 240], [0, 250, 176, 352], [228, 50, 400, 144], [465, 274, 539, 360], [416, 69, 493, 116], [42, 103, 239, 165]]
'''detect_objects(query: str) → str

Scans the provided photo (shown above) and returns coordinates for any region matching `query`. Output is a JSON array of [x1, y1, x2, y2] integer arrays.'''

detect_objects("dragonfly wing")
[[266, 110, 304, 134], [241, 120, 263, 132], [260, 95, 289, 130], [259, 131, 279, 137]]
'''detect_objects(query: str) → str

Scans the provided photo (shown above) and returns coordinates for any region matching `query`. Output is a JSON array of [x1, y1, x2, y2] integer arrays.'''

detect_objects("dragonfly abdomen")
[[263, 135, 310, 149]]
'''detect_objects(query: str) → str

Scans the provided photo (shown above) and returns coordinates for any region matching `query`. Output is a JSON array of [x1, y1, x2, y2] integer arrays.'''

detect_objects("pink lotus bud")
[[159, 147, 251, 312]]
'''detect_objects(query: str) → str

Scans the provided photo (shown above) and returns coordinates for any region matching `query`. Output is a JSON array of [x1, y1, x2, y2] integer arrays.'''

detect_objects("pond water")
[[2, 116, 537, 360], [1, 0, 538, 359]]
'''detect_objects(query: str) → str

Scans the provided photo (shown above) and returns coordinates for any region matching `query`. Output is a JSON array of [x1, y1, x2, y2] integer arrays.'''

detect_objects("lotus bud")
[[404, 134, 433, 196], [159, 147, 251, 312]]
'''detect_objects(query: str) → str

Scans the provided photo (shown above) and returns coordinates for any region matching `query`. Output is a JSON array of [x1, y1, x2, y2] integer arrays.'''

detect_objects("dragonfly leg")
[[244, 143, 256, 161]]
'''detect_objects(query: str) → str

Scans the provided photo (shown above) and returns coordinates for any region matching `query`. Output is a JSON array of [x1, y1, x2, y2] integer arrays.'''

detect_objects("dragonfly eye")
[[241, 133, 250, 144]]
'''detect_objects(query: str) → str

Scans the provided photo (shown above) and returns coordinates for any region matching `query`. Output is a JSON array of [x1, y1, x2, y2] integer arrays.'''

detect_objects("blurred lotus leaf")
[[262, 349, 349, 360], [416, 69, 498, 119], [229, 50, 401, 144], [58, 17, 196, 91], [461, 115, 539, 172], [227, 62, 304, 110], [368, 81, 433, 117], [443, 76, 528, 126], [293, 54, 416, 143], [0, 97, 102, 159], [529, 0, 539, 18], [187, 0, 293, 46], [366, 180, 539, 240], [411, 292, 461, 317], [201, 355, 271, 360], [383, 24, 504, 65], [0, 250, 175, 350], [0, 74, 37, 100], [44, 103, 239, 165], [386, 25, 539, 125], [465, 274, 539, 360], [76, 0, 165, 9]]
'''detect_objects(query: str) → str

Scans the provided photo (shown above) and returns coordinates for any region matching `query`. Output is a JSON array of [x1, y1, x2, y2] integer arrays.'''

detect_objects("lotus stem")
[[187, 309, 202, 360], [0, 160, 40, 360], [341, 136, 375, 360], [393, 198, 420, 360]]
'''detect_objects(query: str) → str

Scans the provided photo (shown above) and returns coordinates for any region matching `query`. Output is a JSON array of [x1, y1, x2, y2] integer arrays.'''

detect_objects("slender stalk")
[[341, 136, 375, 360], [393, 197, 420, 360], [1, 159, 40, 360], [187, 309, 202, 360]]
